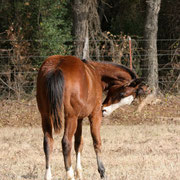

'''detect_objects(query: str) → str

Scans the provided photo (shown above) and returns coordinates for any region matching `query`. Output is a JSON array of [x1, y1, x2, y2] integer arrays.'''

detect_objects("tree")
[[144, 0, 161, 94], [72, 0, 89, 59], [72, 0, 101, 60]]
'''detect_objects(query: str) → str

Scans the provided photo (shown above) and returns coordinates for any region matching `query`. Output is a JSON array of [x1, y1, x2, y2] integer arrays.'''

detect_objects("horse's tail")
[[45, 69, 64, 133]]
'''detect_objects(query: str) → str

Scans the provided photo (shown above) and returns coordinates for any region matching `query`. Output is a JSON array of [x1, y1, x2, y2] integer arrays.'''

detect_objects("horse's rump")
[[37, 56, 66, 133]]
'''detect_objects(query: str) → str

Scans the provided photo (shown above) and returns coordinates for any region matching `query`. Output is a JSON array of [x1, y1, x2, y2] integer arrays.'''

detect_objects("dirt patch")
[[0, 98, 40, 127], [1, 95, 179, 127]]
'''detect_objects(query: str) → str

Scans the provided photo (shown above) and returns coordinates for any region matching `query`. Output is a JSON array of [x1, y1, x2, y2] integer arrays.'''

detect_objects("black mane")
[[81, 59, 137, 79], [102, 61, 137, 79]]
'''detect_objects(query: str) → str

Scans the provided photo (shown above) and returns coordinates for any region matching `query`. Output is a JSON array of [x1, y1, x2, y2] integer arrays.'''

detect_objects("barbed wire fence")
[[0, 39, 179, 100]]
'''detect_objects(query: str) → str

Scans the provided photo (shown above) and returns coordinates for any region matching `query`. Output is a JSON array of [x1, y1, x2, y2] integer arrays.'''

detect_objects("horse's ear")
[[129, 78, 143, 87]]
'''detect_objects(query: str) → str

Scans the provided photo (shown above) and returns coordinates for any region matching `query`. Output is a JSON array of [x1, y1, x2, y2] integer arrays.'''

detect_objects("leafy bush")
[[39, 0, 73, 61]]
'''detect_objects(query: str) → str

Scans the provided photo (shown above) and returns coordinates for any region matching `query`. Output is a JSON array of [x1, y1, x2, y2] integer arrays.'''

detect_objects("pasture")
[[0, 95, 180, 180]]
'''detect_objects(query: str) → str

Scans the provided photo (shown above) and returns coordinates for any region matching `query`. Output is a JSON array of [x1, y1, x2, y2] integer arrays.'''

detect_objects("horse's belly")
[[78, 104, 94, 118]]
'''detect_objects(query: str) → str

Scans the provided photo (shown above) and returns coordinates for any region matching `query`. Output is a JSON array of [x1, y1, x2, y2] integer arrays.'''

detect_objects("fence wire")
[[0, 39, 179, 99]]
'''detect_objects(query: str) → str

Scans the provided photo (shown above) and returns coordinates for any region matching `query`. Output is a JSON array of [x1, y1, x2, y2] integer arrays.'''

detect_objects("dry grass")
[[1, 124, 180, 180], [0, 95, 180, 127], [0, 95, 180, 179], [0, 99, 40, 127]]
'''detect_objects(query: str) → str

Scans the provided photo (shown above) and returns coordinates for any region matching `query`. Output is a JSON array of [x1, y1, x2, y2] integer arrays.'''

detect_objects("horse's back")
[[39, 55, 82, 73], [37, 55, 86, 84], [37, 55, 102, 118]]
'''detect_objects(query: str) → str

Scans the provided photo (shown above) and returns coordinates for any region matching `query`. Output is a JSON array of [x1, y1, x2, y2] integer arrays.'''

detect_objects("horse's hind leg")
[[74, 119, 83, 179], [42, 117, 54, 180], [89, 112, 105, 179], [62, 116, 77, 180]]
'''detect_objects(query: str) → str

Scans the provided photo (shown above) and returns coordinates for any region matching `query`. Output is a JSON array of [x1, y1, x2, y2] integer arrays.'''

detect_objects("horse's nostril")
[[102, 109, 106, 113]]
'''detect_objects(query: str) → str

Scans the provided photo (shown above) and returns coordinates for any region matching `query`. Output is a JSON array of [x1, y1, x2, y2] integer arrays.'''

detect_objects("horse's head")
[[102, 78, 149, 117]]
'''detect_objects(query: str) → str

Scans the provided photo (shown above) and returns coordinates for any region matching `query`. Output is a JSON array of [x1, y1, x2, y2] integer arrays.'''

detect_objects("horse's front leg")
[[74, 119, 83, 179], [89, 111, 105, 179], [62, 116, 77, 180]]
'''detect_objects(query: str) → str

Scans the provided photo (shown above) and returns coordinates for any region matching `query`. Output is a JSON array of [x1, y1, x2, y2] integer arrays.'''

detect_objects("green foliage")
[[39, 0, 73, 60], [12, 0, 39, 40]]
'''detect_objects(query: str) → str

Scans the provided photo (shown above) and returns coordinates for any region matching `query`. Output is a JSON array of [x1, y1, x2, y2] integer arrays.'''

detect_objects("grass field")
[[0, 95, 180, 180], [1, 124, 180, 180]]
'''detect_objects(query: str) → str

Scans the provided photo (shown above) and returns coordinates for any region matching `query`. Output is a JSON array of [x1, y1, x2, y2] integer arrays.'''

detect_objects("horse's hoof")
[[44, 167, 52, 180], [98, 164, 105, 179], [75, 168, 83, 179]]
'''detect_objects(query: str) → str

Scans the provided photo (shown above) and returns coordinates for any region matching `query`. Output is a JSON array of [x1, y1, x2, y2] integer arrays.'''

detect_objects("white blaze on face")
[[102, 95, 134, 117]]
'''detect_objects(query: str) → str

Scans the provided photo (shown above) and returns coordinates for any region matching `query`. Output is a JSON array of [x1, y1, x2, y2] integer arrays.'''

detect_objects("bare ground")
[[0, 95, 180, 180], [1, 95, 180, 127]]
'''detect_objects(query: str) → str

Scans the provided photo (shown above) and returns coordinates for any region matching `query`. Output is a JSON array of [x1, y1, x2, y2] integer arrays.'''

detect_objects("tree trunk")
[[72, 0, 89, 59], [144, 0, 161, 94], [82, 23, 89, 59]]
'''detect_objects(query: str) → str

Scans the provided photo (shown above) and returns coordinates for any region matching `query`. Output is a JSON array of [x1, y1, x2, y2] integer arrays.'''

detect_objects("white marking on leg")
[[67, 166, 75, 180], [102, 95, 134, 117], [45, 167, 52, 180], [76, 152, 82, 170], [76, 152, 83, 179]]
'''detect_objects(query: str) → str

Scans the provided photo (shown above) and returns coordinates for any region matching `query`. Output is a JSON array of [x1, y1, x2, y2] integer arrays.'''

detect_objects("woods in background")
[[0, 0, 179, 98]]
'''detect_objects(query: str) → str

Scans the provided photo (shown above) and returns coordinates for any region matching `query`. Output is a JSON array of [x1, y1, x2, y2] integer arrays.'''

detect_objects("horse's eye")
[[119, 92, 124, 97], [137, 88, 144, 96]]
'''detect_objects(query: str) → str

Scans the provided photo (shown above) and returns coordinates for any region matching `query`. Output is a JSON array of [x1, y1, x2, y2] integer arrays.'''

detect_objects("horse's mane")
[[81, 59, 137, 79], [100, 61, 137, 79]]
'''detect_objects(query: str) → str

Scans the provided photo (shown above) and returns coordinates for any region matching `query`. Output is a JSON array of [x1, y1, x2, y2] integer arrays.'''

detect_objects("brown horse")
[[36, 55, 145, 180]]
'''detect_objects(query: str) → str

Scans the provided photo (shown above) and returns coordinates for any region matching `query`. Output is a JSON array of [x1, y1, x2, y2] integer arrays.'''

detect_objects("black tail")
[[45, 69, 64, 133]]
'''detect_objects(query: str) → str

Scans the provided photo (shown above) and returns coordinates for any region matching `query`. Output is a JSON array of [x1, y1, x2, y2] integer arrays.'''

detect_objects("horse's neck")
[[90, 61, 132, 80], [89, 61, 116, 77], [89, 61, 134, 89]]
